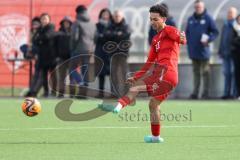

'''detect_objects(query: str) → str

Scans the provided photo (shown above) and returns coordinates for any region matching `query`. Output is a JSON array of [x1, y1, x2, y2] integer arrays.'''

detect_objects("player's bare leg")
[[113, 80, 147, 113], [144, 98, 164, 143]]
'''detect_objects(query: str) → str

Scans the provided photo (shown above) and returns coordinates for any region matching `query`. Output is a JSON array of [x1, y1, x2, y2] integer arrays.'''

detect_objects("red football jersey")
[[134, 25, 186, 80]]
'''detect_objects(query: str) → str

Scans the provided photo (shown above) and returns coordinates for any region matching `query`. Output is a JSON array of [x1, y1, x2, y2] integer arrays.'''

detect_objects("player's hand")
[[180, 31, 186, 43], [126, 77, 136, 85]]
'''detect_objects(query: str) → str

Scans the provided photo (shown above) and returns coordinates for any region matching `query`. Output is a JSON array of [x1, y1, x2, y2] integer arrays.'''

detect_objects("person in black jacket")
[[231, 15, 240, 99], [32, 13, 56, 97], [55, 16, 72, 98], [94, 8, 113, 98], [108, 10, 131, 97], [23, 17, 41, 97]]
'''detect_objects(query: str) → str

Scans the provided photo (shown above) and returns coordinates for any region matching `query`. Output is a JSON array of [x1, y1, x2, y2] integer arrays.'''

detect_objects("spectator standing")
[[69, 5, 96, 98], [23, 17, 41, 97], [55, 16, 72, 98], [109, 10, 131, 97], [231, 15, 240, 99], [186, 0, 219, 99], [33, 13, 56, 97], [218, 7, 238, 99], [94, 8, 113, 98]]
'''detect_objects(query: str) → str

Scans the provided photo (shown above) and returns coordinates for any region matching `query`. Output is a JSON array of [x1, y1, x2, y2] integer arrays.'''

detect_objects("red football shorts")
[[143, 65, 178, 101]]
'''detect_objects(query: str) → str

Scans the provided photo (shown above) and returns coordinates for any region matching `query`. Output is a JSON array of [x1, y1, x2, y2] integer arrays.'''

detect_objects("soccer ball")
[[21, 97, 41, 117]]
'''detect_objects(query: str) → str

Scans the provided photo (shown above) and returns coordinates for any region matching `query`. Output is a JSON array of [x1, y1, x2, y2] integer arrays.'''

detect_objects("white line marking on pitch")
[[0, 125, 237, 131]]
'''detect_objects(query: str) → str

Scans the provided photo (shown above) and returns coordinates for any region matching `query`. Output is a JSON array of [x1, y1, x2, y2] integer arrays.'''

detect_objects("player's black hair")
[[149, 4, 168, 18], [160, 3, 169, 11]]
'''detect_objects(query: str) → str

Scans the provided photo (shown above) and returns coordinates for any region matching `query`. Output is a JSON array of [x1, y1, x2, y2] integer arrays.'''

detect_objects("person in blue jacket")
[[186, 0, 219, 99], [218, 7, 238, 99], [148, 3, 176, 45]]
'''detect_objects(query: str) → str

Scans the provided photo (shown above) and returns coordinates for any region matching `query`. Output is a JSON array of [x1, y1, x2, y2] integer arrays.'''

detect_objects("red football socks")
[[118, 96, 131, 108], [151, 123, 160, 136]]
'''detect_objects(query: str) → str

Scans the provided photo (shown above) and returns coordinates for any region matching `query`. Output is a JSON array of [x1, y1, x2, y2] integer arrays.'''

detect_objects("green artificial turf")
[[0, 99, 239, 160]]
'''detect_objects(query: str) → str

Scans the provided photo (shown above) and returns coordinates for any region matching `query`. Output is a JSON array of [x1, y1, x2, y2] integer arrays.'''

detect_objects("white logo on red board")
[[0, 14, 29, 71]]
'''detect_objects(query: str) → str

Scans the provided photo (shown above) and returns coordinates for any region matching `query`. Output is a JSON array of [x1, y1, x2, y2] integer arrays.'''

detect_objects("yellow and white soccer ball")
[[21, 97, 41, 117]]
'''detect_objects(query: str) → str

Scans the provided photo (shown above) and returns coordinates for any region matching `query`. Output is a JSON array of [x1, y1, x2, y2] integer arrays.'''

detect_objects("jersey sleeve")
[[133, 45, 157, 80], [166, 27, 186, 45]]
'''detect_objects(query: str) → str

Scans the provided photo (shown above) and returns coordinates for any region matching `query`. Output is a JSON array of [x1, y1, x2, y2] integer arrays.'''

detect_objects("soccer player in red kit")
[[101, 4, 186, 143]]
